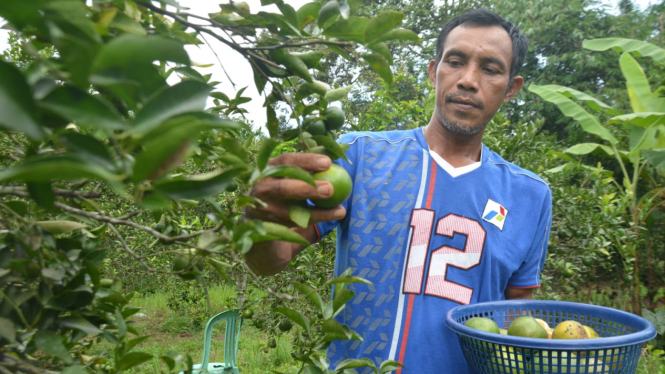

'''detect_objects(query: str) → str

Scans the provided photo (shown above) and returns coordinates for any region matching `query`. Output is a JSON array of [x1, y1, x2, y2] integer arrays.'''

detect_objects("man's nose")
[[457, 66, 480, 92]]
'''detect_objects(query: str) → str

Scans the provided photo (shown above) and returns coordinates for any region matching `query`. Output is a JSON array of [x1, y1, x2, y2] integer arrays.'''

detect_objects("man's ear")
[[503, 75, 524, 103], [428, 60, 437, 88]]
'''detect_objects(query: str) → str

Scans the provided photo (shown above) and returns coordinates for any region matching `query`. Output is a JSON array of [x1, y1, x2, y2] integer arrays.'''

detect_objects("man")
[[245, 9, 552, 374]]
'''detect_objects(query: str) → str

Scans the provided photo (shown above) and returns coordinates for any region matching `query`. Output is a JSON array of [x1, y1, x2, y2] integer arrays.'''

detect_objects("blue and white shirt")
[[315, 128, 552, 374]]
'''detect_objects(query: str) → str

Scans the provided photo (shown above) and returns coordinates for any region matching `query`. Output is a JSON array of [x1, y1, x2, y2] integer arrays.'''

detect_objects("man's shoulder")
[[338, 128, 421, 146], [484, 146, 550, 192]]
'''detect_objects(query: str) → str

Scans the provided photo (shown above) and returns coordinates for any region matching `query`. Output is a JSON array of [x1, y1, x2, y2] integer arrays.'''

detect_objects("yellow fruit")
[[508, 316, 549, 339], [464, 317, 500, 334], [535, 318, 553, 339], [499, 328, 508, 335], [311, 164, 352, 208], [552, 320, 589, 340], [583, 325, 599, 338]]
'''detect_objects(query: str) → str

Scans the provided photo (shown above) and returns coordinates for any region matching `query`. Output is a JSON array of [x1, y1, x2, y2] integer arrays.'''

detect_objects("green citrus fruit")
[[304, 119, 326, 136], [508, 316, 549, 339], [323, 106, 345, 130], [242, 308, 254, 319], [311, 164, 352, 209], [562, 268, 575, 278], [552, 320, 589, 340], [464, 317, 500, 334], [278, 319, 293, 332], [172, 250, 202, 281]]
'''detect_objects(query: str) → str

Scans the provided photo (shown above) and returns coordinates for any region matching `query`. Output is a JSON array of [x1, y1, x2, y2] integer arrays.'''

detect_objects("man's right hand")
[[245, 152, 347, 227]]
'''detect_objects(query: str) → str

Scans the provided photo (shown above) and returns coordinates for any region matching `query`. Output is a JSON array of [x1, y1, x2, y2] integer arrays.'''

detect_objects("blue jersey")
[[315, 128, 552, 374]]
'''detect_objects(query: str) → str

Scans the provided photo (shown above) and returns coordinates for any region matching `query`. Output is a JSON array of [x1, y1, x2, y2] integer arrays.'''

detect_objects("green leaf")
[[528, 84, 618, 145], [325, 85, 353, 102], [42, 268, 66, 281], [367, 42, 392, 64], [564, 143, 613, 157], [115, 309, 127, 339], [374, 28, 420, 43], [61, 365, 87, 374], [60, 133, 117, 171], [297, 2, 321, 29], [153, 167, 245, 200], [379, 360, 404, 373], [33, 330, 73, 364], [620, 52, 657, 113], [273, 307, 311, 333], [643, 149, 665, 170], [0, 0, 46, 30], [4, 200, 28, 217], [59, 316, 103, 335], [282, 54, 313, 83], [267, 105, 279, 138], [0, 157, 121, 184], [332, 289, 355, 315], [27, 182, 56, 210], [276, 2, 299, 28], [126, 336, 151, 352], [139, 112, 243, 144], [0, 61, 44, 140], [251, 222, 309, 246], [609, 112, 665, 128], [335, 358, 376, 370], [0, 317, 16, 343], [260, 165, 316, 187], [536, 85, 620, 115], [291, 282, 324, 313], [322, 319, 352, 339], [110, 12, 147, 36], [318, 0, 340, 30], [36, 221, 87, 234], [92, 34, 189, 73], [258, 139, 281, 171], [323, 16, 368, 43], [327, 275, 372, 286], [130, 80, 213, 135], [311, 136, 350, 162], [583, 38, 665, 65], [364, 11, 404, 44], [132, 136, 191, 183], [362, 53, 393, 85], [117, 352, 153, 371], [289, 201, 311, 228]]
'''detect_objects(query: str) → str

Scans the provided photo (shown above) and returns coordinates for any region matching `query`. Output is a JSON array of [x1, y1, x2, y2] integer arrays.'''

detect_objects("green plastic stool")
[[189, 309, 242, 374]]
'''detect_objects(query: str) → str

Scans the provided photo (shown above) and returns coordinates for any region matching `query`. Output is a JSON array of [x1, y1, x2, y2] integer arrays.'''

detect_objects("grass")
[[91, 284, 299, 373]]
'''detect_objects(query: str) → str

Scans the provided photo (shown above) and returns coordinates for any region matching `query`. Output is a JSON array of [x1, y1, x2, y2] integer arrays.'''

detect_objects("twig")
[[107, 223, 172, 274], [200, 33, 236, 89], [0, 202, 29, 224], [246, 40, 355, 50], [116, 210, 143, 220], [0, 186, 101, 198]]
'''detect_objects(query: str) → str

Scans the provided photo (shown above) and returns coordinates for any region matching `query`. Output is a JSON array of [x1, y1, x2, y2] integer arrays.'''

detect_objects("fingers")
[[245, 200, 347, 226], [268, 153, 331, 172], [253, 178, 333, 201]]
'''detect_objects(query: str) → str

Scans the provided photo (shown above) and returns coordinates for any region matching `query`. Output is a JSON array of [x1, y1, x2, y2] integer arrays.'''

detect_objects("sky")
[[0, 0, 658, 129]]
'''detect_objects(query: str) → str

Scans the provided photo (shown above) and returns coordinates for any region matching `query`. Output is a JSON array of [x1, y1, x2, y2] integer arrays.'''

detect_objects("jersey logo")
[[482, 199, 508, 230]]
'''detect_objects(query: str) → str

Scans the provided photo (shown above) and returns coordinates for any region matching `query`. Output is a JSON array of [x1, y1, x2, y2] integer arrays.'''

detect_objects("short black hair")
[[434, 9, 528, 82]]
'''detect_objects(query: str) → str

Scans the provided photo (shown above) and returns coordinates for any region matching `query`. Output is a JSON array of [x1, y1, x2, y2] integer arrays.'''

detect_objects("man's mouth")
[[446, 95, 482, 109]]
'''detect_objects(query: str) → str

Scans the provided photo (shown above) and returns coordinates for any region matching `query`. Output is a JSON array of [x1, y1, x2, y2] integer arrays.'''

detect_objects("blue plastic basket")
[[446, 300, 657, 374]]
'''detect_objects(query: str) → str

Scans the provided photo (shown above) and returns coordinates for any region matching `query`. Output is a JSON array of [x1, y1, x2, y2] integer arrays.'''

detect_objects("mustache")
[[445, 93, 484, 109]]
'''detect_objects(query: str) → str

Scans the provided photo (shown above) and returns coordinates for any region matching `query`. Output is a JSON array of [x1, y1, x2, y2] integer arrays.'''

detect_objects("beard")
[[435, 108, 486, 136]]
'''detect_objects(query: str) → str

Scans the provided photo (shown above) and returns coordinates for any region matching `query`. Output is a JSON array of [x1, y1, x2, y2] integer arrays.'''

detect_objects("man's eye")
[[447, 60, 463, 66]]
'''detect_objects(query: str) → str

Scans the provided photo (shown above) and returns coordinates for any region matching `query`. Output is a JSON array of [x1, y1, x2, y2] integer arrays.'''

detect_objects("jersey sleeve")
[[313, 133, 360, 241], [507, 186, 552, 289]]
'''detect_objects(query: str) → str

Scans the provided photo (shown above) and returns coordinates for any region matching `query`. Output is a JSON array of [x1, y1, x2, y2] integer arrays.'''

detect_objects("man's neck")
[[423, 120, 484, 168]]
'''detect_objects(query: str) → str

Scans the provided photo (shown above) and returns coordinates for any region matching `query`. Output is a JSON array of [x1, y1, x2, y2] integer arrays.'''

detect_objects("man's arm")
[[505, 287, 534, 300], [243, 153, 346, 276]]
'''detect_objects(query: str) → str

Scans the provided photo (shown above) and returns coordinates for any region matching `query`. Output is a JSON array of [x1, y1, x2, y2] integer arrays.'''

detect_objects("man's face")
[[428, 25, 523, 136]]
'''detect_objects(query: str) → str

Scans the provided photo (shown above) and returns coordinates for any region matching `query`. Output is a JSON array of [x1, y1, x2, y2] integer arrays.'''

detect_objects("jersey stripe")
[[396, 159, 438, 373], [389, 148, 430, 363]]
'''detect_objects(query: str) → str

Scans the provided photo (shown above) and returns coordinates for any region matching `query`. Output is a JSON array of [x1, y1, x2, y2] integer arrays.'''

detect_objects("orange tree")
[[0, 0, 418, 372]]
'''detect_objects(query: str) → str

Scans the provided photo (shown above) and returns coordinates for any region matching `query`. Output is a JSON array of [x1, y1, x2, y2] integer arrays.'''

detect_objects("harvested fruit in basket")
[[552, 320, 589, 340], [507, 316, 549, 339], [464, 317, 500, 334]]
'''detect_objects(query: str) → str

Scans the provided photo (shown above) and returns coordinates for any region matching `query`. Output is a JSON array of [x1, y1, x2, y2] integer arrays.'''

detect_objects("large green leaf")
[[33, 330, 73, 364], [0, 0, 47, 30], [583, 38, 665, 65], [0, 61, 44, 140], [374, 28, 420, 43], [40, 85, 126, 131], [325, 85, 353, 102], [260, 165, 316, 186], [564, 143, 613, 157], [317, 0, 340, 30], [153, 167, 245, 200], [139, 112, 243, 144], [291, 282, 324, 313], [619, 52, 662, 113], [117, 352, 153, 371], [609, 112, 665, 128], [92, 34, 189, 73], [251, 222, 309, 246], [60, 133, 117, 171], [364, 11, 404, 44], [362, 53, 393, 85], [643, 149, 665, 170], [296, 2, 321, 29], [536, 85, 620, 115], [45, 0, 101, 43], [0, 157, 121, 184], [58, 316, 103, 335], [272, 307, 311, 333], [335, 358, 375, 370], [257, 139, 281, 171], [0, 317, 16, 343], [36, 221, 87, 234], [130, 80, 213, 135], [529, 84, 618, 145], [323, 16, 369, 43]]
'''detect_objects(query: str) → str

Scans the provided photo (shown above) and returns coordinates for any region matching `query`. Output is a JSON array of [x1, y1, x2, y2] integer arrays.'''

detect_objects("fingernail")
[[317, 157, 331, 168], [317, 184, 331, 196], [333, 208, 345, 220]]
